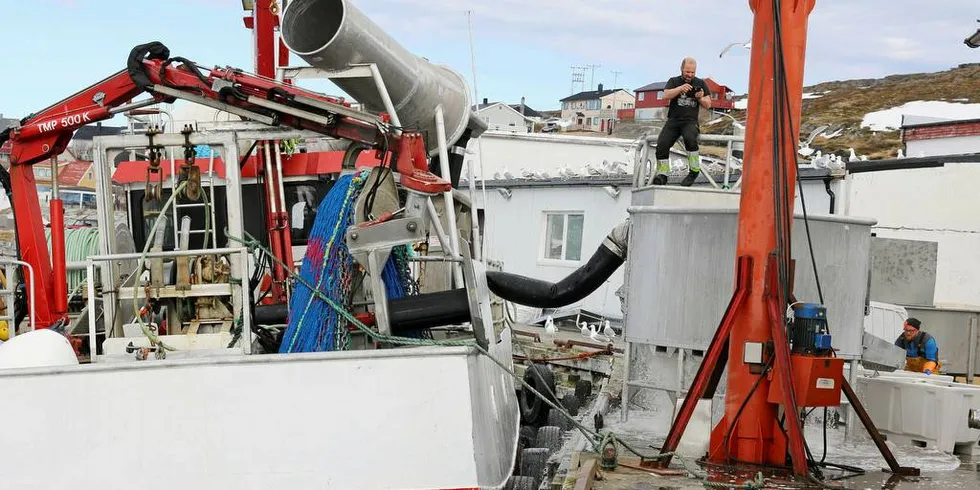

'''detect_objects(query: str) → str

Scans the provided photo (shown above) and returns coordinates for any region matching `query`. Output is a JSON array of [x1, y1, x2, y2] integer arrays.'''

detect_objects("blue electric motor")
[[791, 303, 833, 355]]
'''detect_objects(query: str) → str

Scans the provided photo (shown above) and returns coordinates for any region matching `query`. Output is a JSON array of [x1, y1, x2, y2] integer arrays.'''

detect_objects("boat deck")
[[511, 322, 980, 490]]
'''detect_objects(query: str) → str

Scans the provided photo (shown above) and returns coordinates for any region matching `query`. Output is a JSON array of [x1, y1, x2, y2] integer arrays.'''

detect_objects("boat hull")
[[0, 330, 518, 489]]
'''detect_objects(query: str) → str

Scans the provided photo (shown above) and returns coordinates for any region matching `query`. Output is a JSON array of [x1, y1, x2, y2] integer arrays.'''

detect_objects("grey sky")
[[352, 0, 978, 109]]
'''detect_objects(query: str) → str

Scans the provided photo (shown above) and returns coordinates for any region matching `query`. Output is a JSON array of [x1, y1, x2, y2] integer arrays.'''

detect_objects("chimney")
[[483, 97, 488, 105], [519, 97, 526, 115], [597, 83, 604, 92]]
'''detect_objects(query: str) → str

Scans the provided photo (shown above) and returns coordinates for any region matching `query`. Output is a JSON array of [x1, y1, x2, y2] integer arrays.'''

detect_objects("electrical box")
[[743, 342, 764, 364], [768, 355, 844, 407]]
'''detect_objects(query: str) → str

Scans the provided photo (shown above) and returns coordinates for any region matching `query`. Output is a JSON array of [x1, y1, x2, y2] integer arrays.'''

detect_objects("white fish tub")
[[0, 331, 519, 489], [857, 374, 980, 455]]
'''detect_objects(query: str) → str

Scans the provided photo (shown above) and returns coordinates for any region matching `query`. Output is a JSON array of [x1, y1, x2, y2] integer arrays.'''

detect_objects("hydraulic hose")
[[485, 219, 630, 308]]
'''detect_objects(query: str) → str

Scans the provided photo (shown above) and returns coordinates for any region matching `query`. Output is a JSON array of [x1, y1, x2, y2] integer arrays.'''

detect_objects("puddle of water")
[[596, 409, 977, 489]]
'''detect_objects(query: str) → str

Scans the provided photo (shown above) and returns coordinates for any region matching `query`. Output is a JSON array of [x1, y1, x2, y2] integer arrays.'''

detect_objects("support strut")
[[651, 256, 752, 469]]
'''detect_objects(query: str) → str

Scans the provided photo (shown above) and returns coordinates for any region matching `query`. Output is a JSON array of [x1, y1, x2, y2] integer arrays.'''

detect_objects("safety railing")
[[632, 133, 745, 191]]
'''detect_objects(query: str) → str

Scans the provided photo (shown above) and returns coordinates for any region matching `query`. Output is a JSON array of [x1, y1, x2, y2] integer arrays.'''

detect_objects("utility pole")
[[570, 66, 586, 94], [465, 11, 480, 105], [585, 63, 602, 90], [610, 70, 623, 132]]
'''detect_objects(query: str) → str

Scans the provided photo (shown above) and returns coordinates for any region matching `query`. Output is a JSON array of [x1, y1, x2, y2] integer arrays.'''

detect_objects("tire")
[[520, 364, 557, 426], [575, 379, 593, 400], [520, 448, 549, 486], [548, 408, 572, 431], [519, 425, 538, 449], [536, 425, 563, 455], [505, 475, 536, 490], [562, 393, 581, 416]]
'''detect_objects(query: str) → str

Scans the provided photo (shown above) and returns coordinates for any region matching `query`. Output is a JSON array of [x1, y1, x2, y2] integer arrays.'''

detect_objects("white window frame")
[[540, 212, 585, 265]]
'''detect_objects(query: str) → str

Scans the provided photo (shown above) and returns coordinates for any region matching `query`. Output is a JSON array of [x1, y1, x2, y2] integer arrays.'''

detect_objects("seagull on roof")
[[602, 320, 617, 339], [589, 324, 610, 343], [544, 316, 558, 335]]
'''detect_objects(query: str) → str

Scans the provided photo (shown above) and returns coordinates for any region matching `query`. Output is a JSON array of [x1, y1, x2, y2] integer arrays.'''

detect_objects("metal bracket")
[[346, 216, 426, 265], [460, 246, 491, 349], [346, 217, 426, 337]]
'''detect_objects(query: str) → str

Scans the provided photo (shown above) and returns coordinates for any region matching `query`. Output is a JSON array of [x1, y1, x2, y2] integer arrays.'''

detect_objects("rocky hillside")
[[619, 63, 980, 160]]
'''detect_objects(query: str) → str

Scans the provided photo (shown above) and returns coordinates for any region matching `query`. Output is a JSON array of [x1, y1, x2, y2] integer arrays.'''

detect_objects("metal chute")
[[281, 0, 484, 155]]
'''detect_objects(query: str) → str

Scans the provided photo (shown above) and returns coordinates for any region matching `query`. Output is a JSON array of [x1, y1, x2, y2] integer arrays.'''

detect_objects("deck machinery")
[[644, 0, 921, 484]]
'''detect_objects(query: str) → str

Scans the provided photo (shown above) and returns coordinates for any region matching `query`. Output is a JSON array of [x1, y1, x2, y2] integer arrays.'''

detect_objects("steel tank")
[[280, 0, 479, 154]]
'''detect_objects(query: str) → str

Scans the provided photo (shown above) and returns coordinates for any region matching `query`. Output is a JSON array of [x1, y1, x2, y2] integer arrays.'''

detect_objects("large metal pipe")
[[281, 0, 482, 155]]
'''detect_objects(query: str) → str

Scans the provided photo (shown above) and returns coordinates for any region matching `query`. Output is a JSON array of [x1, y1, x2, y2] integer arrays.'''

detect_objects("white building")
[[474, 171, 835, 323], [901, 116, 980, 157], [473, 99, 534, 134], [837, 120, 980, 309]]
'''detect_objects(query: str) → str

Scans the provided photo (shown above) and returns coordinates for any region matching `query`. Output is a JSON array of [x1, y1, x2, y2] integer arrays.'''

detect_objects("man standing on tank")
[[653, 57, 712, 186]]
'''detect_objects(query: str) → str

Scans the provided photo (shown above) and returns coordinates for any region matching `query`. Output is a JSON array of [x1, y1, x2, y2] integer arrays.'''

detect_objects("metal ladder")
[[170, 148, 218, 249]]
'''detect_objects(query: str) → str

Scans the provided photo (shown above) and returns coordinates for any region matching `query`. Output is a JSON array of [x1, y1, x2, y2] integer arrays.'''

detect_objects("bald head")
[[680, 57, 697, 82]]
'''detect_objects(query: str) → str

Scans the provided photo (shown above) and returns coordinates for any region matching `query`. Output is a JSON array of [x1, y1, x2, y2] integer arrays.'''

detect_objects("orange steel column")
[[708, 0, 815, 466]]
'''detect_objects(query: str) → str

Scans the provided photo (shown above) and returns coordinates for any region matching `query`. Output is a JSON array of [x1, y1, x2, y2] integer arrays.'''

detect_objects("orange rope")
[[513, 350, 611, 362]]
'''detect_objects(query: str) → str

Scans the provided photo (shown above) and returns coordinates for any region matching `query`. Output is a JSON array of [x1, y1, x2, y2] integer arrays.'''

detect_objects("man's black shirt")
[[665, 76, 710, 123]]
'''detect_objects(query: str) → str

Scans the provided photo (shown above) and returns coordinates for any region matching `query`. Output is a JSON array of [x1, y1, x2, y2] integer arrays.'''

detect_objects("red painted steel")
[[50, 197, 68, 316], [4, 45, 446, 328], [768, 355, 844, 407]]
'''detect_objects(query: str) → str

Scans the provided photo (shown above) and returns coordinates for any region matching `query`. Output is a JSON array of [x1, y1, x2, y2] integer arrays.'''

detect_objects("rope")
[[132, 181, 189, 353], [512, 350, 612, 362]]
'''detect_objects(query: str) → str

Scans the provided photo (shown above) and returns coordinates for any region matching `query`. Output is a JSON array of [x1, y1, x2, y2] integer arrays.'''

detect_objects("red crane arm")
[[0, 41, 446, 330]]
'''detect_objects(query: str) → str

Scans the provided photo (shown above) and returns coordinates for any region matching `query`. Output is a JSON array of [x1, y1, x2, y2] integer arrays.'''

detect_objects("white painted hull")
[[0, 330, 519, 489]]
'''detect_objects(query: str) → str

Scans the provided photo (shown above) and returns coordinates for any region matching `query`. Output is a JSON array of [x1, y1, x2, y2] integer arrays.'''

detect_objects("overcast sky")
[[1, 0, 977, 119]]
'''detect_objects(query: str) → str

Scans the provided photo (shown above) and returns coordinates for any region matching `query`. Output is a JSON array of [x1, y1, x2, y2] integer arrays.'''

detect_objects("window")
[[657, 91, 664, 100], [638, 92, 645, 101], [287, 183, 319, 242], [711, 92, 718, 100], [543, 213, 584, 261]]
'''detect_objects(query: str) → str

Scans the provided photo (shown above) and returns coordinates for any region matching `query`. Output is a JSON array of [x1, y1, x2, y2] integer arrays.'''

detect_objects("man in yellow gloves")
[[895, 318, 941, 374]]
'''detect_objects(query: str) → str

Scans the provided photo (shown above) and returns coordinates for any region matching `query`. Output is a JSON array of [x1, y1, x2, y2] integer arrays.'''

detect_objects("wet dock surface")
[[510, 322, 980, 489], [576, 411, 978, 489]]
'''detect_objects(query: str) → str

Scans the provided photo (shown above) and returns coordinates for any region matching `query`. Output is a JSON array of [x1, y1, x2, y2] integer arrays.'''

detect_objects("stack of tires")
[[506, 364, 595, 489]]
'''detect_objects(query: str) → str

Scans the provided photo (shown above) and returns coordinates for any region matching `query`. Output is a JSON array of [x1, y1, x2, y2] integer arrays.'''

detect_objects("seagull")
[[848, 148, 859, 162], [607, 161, 629, 175], [589, 324, 610, 343], [521, 168, 535, 179], [897, 149, 905, 159], [492, 171, 502, 180], [544, 315, 558, 335], [580, 321, 590, 337], [719, 40, 751, 58], [602, 320, 617, 339]]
